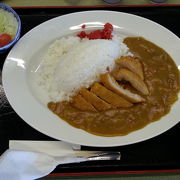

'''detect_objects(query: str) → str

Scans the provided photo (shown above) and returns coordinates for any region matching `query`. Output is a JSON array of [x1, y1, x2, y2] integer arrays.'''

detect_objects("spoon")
[[0, 150, 121, 180]]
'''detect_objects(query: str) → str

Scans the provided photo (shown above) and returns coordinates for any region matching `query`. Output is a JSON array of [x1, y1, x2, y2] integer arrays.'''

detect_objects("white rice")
[[37, 34, 130, 102]]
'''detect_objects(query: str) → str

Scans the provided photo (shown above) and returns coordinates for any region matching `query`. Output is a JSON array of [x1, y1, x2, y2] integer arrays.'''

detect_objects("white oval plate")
[[2, 10, 180, 147]]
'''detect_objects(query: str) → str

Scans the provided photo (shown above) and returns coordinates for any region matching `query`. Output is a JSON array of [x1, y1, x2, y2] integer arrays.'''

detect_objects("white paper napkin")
[[0, 141, 83, 180]]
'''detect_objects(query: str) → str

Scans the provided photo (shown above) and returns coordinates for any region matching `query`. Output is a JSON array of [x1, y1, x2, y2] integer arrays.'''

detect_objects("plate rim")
[[2, 10, 180, 147]]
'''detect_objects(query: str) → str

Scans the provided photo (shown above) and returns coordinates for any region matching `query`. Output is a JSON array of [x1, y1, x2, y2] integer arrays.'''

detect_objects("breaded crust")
[[100, 73, 145, 103], [116, 56, 144, 80], [91, 82, 133, 108], [80, 88, 111, 111], [112, 69, 149, 95], [72, 94, 97, 112]]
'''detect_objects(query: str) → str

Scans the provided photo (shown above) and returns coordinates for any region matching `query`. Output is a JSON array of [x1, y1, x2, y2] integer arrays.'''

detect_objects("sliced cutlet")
[[116, 56, 144, 80], [100, 73, 145, 103], [80, 88, 111, 111], [112, 69, 149, 95], [71, 94, 97, 112], [91, 82, 133, 108]]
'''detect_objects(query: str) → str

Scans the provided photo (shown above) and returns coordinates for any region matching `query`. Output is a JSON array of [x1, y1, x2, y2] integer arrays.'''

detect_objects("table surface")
[[0, 6, 180, 174], [1, 0, 180, 7]]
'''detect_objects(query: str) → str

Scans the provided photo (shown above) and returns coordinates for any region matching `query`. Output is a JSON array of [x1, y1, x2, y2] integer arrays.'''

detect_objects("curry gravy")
[[48, 37, 180, 136]]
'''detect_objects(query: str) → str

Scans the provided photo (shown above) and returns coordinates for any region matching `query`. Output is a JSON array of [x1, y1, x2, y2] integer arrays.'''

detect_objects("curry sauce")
[[48, 37, 180, 136]]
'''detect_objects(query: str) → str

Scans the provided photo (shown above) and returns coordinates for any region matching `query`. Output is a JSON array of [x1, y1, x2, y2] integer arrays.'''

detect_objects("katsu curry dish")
[[37, 23, 180, 136]]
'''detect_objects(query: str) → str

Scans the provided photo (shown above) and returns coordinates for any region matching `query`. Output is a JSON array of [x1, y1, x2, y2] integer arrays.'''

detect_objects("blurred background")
[[0, 0, 179, 7]]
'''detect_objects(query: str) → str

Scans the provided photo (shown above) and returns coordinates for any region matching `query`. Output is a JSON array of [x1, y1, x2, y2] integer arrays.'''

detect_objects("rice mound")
[[37, 35, 130, 102]]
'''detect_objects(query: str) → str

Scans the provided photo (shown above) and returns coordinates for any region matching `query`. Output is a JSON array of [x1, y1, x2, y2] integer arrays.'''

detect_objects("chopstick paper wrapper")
[[9, 140, 81, 156], [0, 141, 121, 180]]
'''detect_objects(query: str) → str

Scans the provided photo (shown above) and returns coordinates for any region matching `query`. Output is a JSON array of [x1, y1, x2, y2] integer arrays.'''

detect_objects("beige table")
[[1, 0, 180, 7]]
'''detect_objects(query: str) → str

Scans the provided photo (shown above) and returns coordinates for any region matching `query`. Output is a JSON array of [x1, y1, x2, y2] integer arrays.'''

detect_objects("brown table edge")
[[47, 169, 180, 177]]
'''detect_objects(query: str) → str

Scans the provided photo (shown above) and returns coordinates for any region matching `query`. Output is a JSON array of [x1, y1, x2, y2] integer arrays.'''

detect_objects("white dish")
[[2, 10, 180, 147]]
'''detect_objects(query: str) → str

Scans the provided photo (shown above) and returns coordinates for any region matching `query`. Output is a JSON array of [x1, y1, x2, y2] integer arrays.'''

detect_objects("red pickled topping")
[[77, 31, 87, 39], [77, 22, 113, 40], [102, 29, 113, 40], [81, 24, 86, 29], [87, 30, 102, 40], [104, 23, 113, 32], [102, 23, 113, 39], [0, 33, 12, 47]]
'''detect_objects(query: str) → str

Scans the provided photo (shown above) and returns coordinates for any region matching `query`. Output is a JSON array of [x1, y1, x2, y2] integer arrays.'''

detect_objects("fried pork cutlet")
[[72, 94, 97, 112], [100, 73, 145, 103], [112, 69, 149, 95], [91, 82, 133, 108], [116, 56, 144, 80], [80, 88, 111, 111]]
